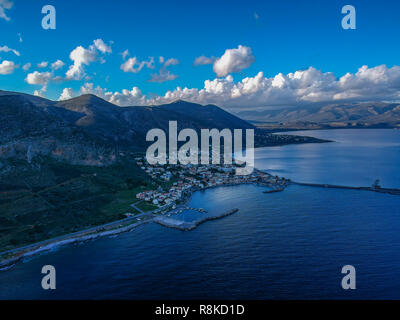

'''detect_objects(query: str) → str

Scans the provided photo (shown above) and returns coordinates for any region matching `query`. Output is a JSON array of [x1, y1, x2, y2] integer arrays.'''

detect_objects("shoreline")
[[0, 219, 151, 271], [2, 177, 399, 271], [0, 179, 279, 271]]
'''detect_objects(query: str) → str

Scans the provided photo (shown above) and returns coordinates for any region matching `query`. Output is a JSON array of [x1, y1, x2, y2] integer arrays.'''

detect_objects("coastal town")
[[134, 156, 290, 212]]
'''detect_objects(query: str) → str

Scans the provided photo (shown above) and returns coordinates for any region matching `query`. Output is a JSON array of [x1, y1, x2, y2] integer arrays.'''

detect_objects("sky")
[[1, 0, 400, 111]]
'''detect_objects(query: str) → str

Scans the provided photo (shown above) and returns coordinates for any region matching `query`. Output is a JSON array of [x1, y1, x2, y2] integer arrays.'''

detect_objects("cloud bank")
[[61, 64, 400, 110]]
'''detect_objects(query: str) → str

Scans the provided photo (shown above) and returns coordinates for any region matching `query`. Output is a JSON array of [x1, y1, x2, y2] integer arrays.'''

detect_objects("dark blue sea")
[[1, 129, 400, 299]]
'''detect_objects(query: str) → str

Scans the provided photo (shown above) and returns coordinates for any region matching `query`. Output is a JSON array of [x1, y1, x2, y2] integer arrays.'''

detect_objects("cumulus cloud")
[[22, 62, 31, 71], [25, 71, 52, 85], [0, 45, 20, 56], [33, 89, 46, 97], [149, 69, 178, 83], [62, 65, 400, 110], [25, 71, 53, 97], [0, 0, 13, 21], [93, 39, 112, 54], [213, 45, 255, 77], [121, 49, 129, 60], [163, 58, 179, 67], [51, 59, 65, 70], [66, 46, 97, 80], [37, 61, 49, 68], [58, 87, 75, 101], [194, 55, 216, 66], [121, 56, 154, 73], [0, 60, 17, 74], [148, 57, 179, 83], [66, 39, 112, 80]]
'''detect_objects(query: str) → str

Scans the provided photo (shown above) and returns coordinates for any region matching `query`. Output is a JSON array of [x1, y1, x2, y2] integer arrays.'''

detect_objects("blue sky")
[[1, 0, 400, 110]]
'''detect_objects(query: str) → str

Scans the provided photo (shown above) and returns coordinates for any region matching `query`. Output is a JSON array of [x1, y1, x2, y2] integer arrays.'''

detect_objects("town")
[[134, 156, 290, 213]]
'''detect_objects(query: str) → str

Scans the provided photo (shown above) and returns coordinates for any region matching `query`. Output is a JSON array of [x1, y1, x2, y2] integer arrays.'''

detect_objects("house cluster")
[[135, 157, 289, 208]]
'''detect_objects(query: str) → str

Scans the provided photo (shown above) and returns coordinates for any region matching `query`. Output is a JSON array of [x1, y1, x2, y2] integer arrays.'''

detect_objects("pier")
[[263, 188, 285, 194], [292, 182, 400, 195], [153, 208, 239, 231]]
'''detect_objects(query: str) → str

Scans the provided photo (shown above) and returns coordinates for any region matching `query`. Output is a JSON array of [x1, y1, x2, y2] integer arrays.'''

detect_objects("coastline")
[[0, 219, 151, 271], [2, 176, 400, 271], [0, 178, 281, 271]]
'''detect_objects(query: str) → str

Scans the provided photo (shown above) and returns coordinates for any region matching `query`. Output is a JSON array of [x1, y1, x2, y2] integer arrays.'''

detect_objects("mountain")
[[236, 102, 400, 129], [0, 90, 326, 166], [0, 93, 115, 166], [52, 96, 255, 148]]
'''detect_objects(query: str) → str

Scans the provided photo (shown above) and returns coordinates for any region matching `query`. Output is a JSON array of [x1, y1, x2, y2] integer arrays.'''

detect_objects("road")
[[0, 203, 156, 258]]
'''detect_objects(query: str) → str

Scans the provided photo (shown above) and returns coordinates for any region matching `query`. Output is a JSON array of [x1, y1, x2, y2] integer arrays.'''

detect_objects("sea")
[[1, 129, 399, 299]]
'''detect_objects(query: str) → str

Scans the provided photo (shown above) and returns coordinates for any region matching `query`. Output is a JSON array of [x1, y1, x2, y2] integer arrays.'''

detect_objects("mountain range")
[[236, 102, 400, 130], [0, 90, 323, 166]]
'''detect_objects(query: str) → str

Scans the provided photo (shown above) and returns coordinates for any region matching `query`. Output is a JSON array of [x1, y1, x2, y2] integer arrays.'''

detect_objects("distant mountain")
[[236, 102, 400, 129]]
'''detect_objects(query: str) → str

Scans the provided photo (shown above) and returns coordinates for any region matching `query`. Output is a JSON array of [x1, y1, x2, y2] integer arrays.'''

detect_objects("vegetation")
[[0, 156, 155, 251]]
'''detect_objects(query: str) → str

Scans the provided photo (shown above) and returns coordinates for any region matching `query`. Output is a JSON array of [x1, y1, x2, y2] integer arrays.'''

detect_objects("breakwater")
[[263, 188, 285, 194], [153, 208, 239, 231], [292, 182, 400, 195]]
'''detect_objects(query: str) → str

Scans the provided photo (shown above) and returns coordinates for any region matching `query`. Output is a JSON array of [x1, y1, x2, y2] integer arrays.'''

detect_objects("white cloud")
[[51, 59, 65, 70], [58, 87, 75, 101], [66, 39, 112, 80], [164, 58, 179, 67], [66, 46, 96, 80], [26, 71, 53, 98], [0, 45, 20, 56], [69, 64, 400, 110], [17, 32, 22, 43], [52, 75, 64, 82], [194, 55, 216, 66], [22, 62, 31, 71], [121, 49, 129, 60], [37, 61, 49, 68], [93, 39, 112, 54], [0, 60, 17, 74], [80, 82, 106, 97], [147, 57, 179, 83], [213, 45, 255, 77], [25, 71, 52, 85], [121, 56, 154, 73], [34, 89, 46, 97], [0, 0, 13, 21], [149, 70, 178, 83]]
